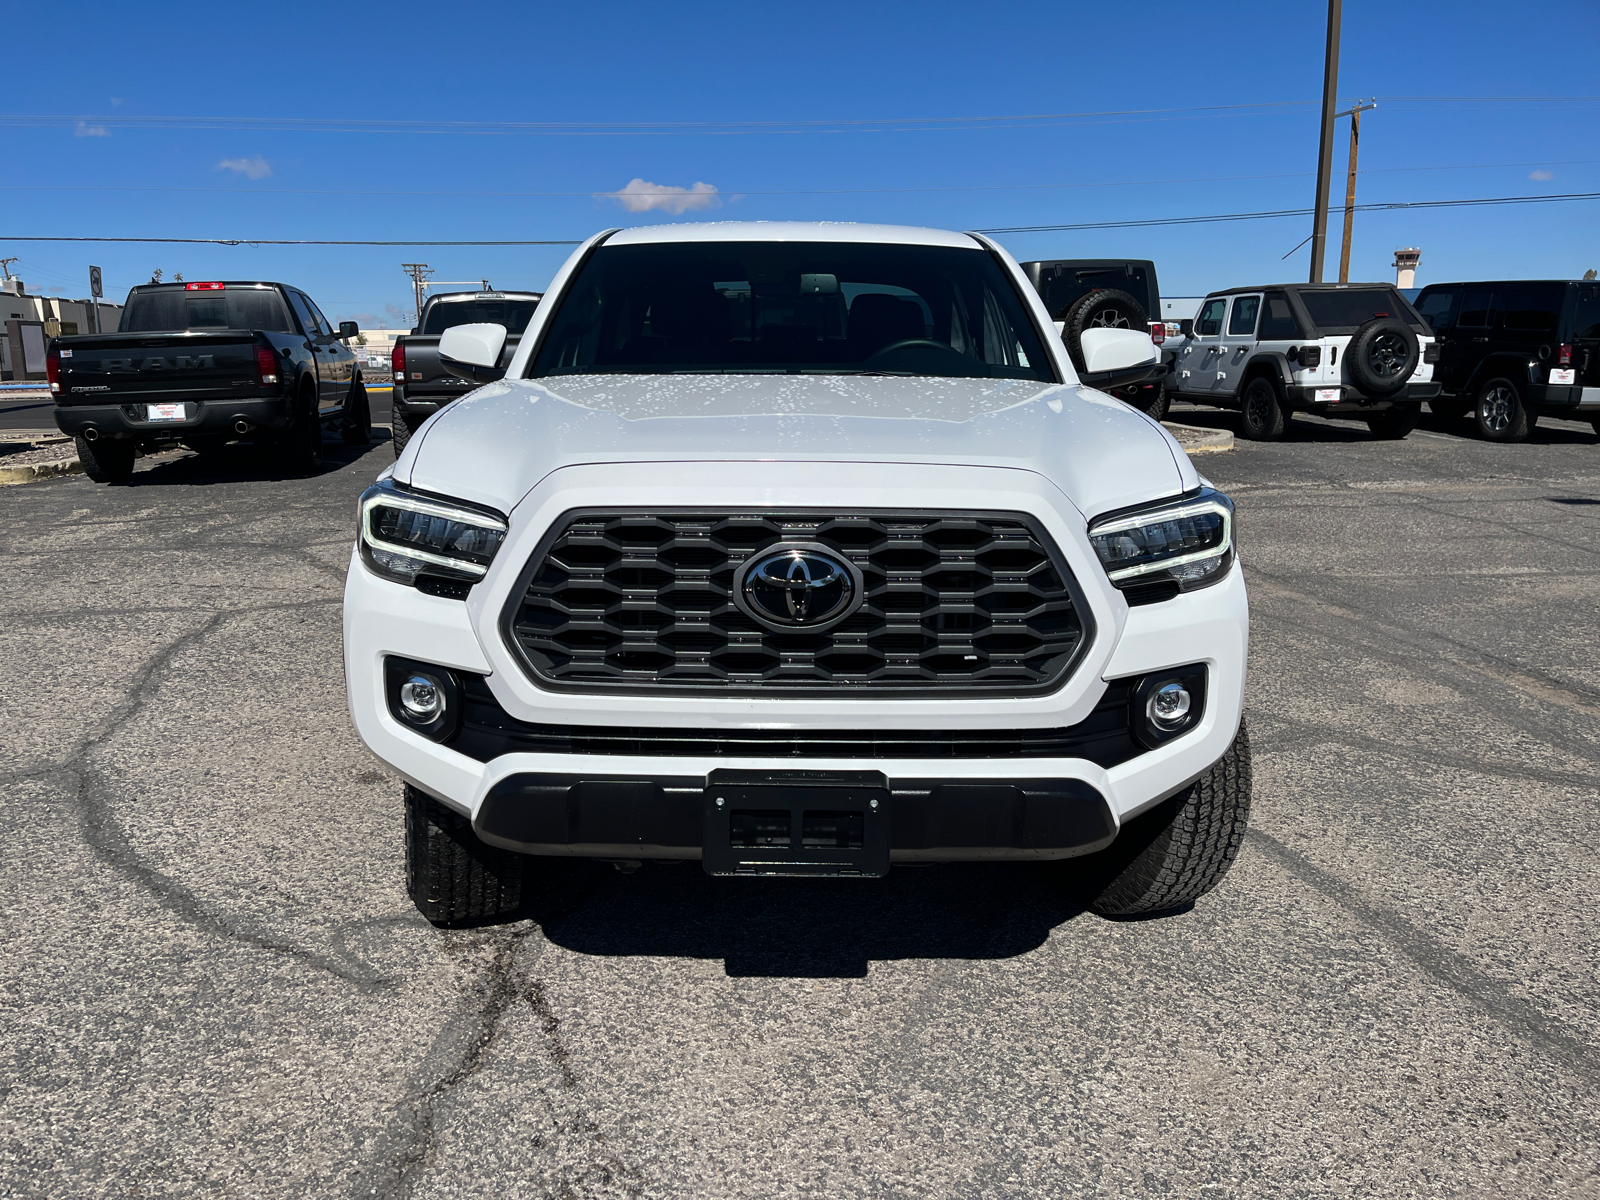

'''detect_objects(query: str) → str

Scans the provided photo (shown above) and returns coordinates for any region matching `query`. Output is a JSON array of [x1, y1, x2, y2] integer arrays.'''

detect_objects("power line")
[[5, 191, 1596, 248], [976, 191, 1600, 235], [0, 102, 1317, 137], [1, 158, 1596, 201]]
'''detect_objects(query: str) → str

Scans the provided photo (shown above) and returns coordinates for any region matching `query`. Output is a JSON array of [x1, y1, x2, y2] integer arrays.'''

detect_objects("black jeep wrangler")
[[1412, 279, 1600, 442]]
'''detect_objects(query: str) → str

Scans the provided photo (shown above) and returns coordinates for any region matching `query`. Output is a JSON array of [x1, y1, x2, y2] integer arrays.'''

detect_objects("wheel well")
[[1465, 356, 1526, 396]]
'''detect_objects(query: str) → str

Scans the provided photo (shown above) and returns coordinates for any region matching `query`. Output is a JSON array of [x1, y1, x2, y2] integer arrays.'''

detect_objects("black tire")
[[405, 785, 527, 927], [390, 410, 416, 459], [1345, 317, 1418, 397], [1123, 381, 1170, 421], [279, 385, 323, 475], [1238, 375, 1288, 441], [1474, 376, 1534, 443], [1428, 397, 1471, 421], [1081, 721, 1253, 917], [1365, 401, 1421, 440], [1061, 288, 1147, 370], [75, 434, 135, 483], [341, 378, 373, 446]]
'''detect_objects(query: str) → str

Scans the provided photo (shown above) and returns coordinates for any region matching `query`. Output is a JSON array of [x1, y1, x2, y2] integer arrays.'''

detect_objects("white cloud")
[[74, 122, 110, 138], [1529, 169, 1554, 181], [601, 178, 720, 215], [110, 97, 123, 106], [217, 155, 272, 180]]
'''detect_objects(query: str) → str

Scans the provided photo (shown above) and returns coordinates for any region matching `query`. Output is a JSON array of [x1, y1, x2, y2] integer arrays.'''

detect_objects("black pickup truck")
[[390, 290, 541, 457], [48, 280, 372, 483]]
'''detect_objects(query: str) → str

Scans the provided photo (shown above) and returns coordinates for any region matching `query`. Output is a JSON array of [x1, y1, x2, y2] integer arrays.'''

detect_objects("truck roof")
[[125, 280, 284, 291], [606, 221, 981, 249]]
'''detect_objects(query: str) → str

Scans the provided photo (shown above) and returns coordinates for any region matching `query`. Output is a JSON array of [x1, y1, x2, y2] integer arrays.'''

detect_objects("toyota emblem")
[[733, 544, 864, 631]]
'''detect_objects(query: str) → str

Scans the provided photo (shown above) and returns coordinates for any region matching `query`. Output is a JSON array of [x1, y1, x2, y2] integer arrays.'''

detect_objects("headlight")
[[358, 478, 508, 592], [1088, 487, 1234, 596]]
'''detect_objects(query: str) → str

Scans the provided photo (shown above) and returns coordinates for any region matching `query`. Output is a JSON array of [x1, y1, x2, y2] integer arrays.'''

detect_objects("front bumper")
[[344, 473, 1250, 862], [52, 395, 293, 439]]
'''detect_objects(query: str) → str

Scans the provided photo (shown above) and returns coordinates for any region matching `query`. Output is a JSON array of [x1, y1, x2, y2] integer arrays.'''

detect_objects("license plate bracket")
[[702, 770, 890, 877], [146, 402, 186, 422]]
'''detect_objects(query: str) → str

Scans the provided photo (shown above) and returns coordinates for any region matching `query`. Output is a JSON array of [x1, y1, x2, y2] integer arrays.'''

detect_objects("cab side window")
[[1416, 289, 1455, 334], [1258, 292, 1299, 340], [1227, 295, 1260, 336], [1576, 286, 1600, 341], [286, 291, 320, 338], [1196, 298, 1226, 336], [1458, 290, 1495, 329]]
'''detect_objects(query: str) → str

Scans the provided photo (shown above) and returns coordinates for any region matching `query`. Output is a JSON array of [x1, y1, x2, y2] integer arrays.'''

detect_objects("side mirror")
[[1077, 328, 1161, 391], [438, 322, 508, 382], [337, 320, 359, 340]]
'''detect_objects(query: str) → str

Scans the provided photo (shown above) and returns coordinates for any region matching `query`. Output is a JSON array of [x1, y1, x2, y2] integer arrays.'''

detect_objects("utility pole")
[[401, 263, 432, 328], [1337, 99, 1378, 283], [0, 257, 17, 282], [1309, 0, 1342, 283]]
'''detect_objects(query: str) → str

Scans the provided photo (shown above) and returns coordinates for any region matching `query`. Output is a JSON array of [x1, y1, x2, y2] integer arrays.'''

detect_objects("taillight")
[[1558, 344, 1574, 366], [391, 342, 405, 378], [1423, 341, 1441, 363], [1148, 320, 1165, 346], [186, 282, 225, 291], [255, 344, 279, 386], [46, 350, 60, 394]]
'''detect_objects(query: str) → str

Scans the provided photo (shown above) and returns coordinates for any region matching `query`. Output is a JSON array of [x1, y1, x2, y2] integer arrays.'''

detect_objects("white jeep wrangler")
[[1165, 283, 1440, 440], [343, 222, 1251, 927]]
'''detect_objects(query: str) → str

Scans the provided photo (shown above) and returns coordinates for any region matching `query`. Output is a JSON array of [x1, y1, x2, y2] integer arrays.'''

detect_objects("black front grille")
[[503, 510, 1091, 694], [451, 675, 1138, 765]]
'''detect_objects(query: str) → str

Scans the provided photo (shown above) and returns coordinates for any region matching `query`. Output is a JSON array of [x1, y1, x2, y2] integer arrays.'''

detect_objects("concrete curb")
[[1162, 422, 1234, 454], [0, 457, 82, 486]]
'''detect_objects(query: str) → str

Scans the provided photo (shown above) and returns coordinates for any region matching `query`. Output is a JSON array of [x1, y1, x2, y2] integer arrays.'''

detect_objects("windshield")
[[528, 241, 1054, 381], [421, 298, 540, 336], [1298, 288, 1423, 333], [119, 287, 294, 333]]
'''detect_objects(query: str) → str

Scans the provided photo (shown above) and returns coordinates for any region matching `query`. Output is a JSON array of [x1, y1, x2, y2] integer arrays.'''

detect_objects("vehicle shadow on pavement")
[[120, 433, 391, 486], [533, 860, 1091, 978]]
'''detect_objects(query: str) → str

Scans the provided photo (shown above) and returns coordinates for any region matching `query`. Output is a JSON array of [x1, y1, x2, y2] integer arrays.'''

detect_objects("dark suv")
[[1020, 259, 1168, 418], [1412, 280, 1600, 441]]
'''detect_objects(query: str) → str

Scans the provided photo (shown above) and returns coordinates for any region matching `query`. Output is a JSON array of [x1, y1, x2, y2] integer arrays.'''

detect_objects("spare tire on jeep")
[[1060, 288, 1147, 371], [1345, 317, 1418, 397]]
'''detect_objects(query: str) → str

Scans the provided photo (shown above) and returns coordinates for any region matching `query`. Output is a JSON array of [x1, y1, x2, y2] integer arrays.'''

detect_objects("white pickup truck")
[[343, 222, 1251, 926]]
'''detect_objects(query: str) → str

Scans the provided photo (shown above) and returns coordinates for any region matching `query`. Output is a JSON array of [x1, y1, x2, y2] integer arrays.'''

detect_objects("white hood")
[[395, 373, 1195, 522]]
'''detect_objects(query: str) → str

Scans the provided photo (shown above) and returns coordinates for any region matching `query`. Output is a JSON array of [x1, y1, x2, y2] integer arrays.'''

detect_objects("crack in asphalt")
[[55, 596, 392, 991], [1247, 828, 1600, 1086], [369, 919, 642, 1200]]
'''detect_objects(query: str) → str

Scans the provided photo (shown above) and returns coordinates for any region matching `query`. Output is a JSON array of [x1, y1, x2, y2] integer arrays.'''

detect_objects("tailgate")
[[55, 332, 265, 404]]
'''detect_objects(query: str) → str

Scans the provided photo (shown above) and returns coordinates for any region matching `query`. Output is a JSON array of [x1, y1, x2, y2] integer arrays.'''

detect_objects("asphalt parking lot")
[[4, 406, 1599, 1199]]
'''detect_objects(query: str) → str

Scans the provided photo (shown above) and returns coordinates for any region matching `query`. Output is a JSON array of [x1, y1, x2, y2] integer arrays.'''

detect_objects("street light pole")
[[1337, 99, 1378, 283], [1309, 0, 1342, 283]]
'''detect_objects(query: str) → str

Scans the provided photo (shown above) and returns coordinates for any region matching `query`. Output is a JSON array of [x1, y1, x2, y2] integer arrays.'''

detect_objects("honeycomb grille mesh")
[[505, 512, 1087, 693]]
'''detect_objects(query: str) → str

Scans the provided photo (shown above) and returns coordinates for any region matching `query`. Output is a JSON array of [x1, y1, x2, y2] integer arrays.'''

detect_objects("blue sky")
[[5, 0, 1596, 326]]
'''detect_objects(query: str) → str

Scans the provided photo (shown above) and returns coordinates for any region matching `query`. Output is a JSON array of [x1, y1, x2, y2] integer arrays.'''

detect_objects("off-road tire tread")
[[390, 410, 415, 459], [1345, 317, 1418, 397], [75, 434, 135, 483], [1061, 287, 1147, 370], [1130, 382, 1170, 421], [1090, 721, 1253, 916], [405, 785, 526, 926], [1239, 376, 1287, 441]]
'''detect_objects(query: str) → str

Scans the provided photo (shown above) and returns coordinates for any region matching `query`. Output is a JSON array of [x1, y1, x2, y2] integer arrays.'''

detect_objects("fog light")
[[400, 675, 443, 721], [1148, 682, 1192, 729]]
